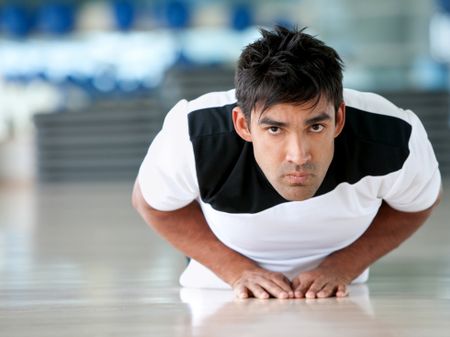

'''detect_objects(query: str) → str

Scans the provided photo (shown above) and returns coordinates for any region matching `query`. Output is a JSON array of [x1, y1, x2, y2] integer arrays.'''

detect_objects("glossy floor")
[[1, 180, 449, 337]]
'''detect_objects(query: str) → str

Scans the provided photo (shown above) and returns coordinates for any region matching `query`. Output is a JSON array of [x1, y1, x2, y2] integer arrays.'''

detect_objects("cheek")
[[312, 138, 334, 166], [253, 139, 283, 173]]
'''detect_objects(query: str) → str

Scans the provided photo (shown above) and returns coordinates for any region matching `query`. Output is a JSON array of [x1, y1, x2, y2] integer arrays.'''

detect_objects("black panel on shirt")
[[316, 107, 412, 196], [188, 104, 412, 214]]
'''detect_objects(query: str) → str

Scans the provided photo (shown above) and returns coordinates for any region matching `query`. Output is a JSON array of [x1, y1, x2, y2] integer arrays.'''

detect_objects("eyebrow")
[[258, 112, 332, 127], [305, 112, 332, 125], [258, 117, 287, 128]]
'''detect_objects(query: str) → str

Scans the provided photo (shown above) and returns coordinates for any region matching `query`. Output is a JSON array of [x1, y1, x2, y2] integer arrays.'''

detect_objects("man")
[[132, 26, 442, 300]]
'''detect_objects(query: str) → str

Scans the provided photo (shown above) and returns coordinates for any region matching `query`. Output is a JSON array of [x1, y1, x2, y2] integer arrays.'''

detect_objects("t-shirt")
[[138, 88, 441, 289]]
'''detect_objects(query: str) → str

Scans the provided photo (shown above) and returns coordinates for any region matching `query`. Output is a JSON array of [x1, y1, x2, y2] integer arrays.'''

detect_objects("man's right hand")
[[133, 181, 294, 300], [231, 268, 294, 299]]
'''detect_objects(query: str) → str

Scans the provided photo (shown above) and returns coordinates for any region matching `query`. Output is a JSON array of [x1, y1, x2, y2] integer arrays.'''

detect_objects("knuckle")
[[298, 283, 310, 291], [308, 286, 319, 293], [254, 289, 268, 299], [242, 270, 255, 278], [309, 282, 324, 292], [321, 287, 334, 296], [273, 272, 285, 279], [266, 271, 279, 280]]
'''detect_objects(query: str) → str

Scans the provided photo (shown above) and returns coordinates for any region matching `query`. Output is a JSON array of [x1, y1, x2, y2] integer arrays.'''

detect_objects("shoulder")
[[343, 88, 414, 148], [159, 89, 237, 144], [163, 88, 236, 121], [343, 88, 422, 142], [317, 89, 417, 195], [344, 88, 411, 123], [182, 90, 278, 213], [343, 90, 442, 211], [187, 89, 237, 113], [186, 89, 237, 139]]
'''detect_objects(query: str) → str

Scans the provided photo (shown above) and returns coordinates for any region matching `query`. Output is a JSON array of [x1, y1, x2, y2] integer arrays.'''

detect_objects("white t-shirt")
[[138, 89, 441, 289]]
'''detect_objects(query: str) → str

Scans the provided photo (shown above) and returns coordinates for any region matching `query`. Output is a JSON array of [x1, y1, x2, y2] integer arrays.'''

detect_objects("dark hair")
[[235, 25, 344, 121]]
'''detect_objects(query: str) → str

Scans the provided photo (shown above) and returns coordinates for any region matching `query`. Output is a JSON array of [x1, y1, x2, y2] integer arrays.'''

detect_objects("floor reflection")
[[179, 285, 397, 337]]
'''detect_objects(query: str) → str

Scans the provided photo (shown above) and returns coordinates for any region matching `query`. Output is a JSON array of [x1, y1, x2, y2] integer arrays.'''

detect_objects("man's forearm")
[[132, 182, 259, 285], [287, 192, 441, 299], [133, 181, 299, 299], [319, 197, 441, 280]]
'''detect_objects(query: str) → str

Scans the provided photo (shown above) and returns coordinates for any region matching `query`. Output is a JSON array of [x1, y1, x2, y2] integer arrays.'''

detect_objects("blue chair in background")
[[166, 1, 190, 29], [439, 0, 450, 13], [37, 3, 75, 35], [1, 4, 34, 38], [112, 0, 135, 31], [230, 4, 252, 31]]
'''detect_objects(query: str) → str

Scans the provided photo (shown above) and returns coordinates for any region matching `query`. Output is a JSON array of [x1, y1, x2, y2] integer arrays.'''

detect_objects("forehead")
[[253, 97, 335, 122]]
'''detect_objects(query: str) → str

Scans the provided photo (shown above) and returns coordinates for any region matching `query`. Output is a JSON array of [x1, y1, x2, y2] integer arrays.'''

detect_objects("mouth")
[[284, 172, 312, 185]]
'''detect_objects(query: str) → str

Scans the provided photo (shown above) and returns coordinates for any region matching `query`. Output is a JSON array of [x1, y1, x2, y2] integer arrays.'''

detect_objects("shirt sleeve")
[[137, 99, 199, 211], [383, 110, 441, 212]]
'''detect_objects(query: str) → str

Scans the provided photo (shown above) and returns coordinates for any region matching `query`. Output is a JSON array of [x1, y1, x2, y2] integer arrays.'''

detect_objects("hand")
[[231, 268, 294, 300], [292, 265, 352, 299]]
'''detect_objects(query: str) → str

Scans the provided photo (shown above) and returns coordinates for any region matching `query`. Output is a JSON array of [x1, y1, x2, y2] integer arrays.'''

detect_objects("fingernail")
[[306, 291, 315, 299], [295, 291, 303, 298], [260, 293, 269, 299], [278, 293, 287, 299]]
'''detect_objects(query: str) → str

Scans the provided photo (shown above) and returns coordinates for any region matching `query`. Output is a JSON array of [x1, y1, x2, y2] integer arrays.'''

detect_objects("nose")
[[285, 134, 312, 165]]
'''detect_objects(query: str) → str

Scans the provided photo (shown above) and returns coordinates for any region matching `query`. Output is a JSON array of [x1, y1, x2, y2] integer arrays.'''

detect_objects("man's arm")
[[132, 179, 294, 299], [292, 190, 443, 299]]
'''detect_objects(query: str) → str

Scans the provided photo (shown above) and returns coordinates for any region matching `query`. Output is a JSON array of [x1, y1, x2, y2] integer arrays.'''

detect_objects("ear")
[[334, 102, 346, 138], [232, 106, 253, 142]]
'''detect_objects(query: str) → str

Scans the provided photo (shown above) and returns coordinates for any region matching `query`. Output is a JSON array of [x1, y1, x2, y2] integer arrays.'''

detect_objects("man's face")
[[232, 97, 345, 201]]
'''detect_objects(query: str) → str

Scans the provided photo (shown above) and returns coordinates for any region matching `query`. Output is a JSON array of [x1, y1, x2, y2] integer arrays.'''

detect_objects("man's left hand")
[[292, 265, 352, 299]]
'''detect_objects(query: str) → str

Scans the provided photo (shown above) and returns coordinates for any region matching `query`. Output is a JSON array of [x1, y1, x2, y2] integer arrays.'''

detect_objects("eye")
[[268, 126, 281, 134], [310, 124, 325, 133]]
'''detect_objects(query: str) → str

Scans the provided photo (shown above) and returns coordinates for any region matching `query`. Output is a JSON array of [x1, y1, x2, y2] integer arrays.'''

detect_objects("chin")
[[284, 194, 312, 202], [278, 187, 316, 202]]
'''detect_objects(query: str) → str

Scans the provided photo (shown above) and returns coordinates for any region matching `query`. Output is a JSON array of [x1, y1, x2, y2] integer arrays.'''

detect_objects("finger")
[[317, 284, 337, 298], [294, 278, 313, 298], [234, 285, 250, 299], [270, 274, 294, 298], [292, 277, 300, 290], [336, 284, 348, 297], [305, 280, 327, 299], [257, 278, 290, 299], [248, 284, 270, 299]]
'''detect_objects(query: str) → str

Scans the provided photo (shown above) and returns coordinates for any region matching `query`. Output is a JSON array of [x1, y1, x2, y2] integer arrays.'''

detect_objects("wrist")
[[218, 258, 261, 286], [318, 253, 366, 282]]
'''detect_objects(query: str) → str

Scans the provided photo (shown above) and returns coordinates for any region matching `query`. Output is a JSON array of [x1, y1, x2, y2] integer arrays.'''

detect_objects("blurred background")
[[0, 0, 449, 184]]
